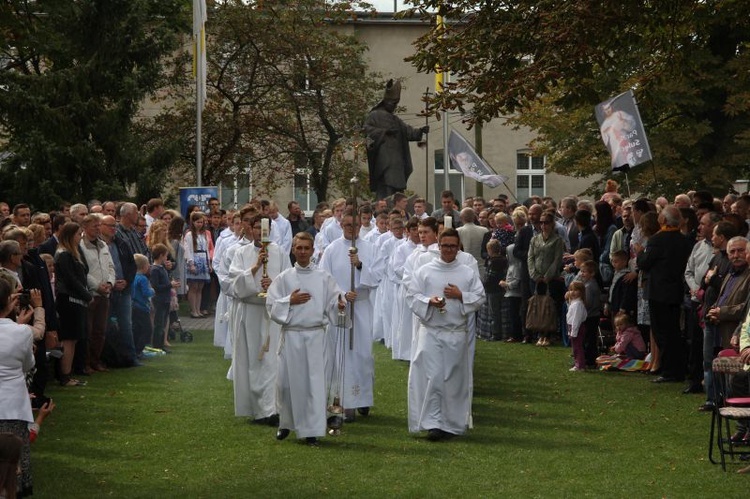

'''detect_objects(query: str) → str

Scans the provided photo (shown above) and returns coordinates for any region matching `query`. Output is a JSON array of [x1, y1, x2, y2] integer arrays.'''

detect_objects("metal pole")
[[442, 108, 449, 197], [475, 122, 483, 198], [423, 87, 430, 204], [196, 85, 202, 187]]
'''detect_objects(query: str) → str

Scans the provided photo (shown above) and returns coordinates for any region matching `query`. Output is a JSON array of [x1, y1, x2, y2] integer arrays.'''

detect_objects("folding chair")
[[708, 352, 750, 471]]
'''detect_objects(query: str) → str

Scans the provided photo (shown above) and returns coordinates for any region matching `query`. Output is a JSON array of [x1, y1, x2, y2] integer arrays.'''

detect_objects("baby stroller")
[[597, 316, 616, 354], [169, 318, 194, 343]]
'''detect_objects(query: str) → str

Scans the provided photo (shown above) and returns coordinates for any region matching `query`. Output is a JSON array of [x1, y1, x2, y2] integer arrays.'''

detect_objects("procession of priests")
[[216, 201, 485, 445]]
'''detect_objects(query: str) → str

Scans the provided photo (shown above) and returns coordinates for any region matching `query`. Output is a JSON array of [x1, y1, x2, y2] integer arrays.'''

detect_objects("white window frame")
[[434, 148, 465, 206], [516, 149, 546, 200]]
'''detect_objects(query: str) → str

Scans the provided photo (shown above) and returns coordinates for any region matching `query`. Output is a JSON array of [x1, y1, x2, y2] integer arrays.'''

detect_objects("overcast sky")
[[366, 1, 412, 13]]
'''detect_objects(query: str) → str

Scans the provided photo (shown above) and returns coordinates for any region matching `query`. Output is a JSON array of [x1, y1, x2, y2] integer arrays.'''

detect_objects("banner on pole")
[[179, 186, 219, 220], [595, 90, 652, 171], [447, 130, 508, 188]]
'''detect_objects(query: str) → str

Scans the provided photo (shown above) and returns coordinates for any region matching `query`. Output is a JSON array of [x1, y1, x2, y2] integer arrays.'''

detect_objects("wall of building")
[[206, 13, 600, 210]]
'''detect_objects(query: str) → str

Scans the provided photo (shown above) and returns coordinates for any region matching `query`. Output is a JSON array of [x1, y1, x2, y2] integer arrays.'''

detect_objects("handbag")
[[525, 292, 558, 333], [44, 330, 61, 350]]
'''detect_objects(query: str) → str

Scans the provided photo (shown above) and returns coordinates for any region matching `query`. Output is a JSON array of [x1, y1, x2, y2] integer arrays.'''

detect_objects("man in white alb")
[[266, 232, 345, 445], [406, 228, 485, 441]]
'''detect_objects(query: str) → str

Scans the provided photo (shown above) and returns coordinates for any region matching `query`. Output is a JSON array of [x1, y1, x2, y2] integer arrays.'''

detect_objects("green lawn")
[[33, 330, 747, 498]]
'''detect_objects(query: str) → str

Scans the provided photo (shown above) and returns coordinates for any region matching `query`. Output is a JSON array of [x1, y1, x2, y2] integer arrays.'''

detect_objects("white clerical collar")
[[295, 262, 313, 273]]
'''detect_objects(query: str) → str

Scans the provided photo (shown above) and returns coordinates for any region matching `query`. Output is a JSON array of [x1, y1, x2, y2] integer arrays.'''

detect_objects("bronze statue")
[[363, 79, 429, 200]]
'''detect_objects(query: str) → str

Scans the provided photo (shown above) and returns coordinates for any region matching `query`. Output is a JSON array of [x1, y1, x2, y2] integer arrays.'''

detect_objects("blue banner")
[[179, 186, 219, 219]]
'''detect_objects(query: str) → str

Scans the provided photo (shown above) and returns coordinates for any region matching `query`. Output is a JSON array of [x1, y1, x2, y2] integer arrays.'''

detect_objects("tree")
[[407, 0, 750, 196], [0, 0, 188, 209], [155, 0, 382, 202]]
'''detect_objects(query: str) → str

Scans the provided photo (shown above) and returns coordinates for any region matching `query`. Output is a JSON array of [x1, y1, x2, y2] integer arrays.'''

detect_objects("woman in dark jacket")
[[55, 222, 93, 387]]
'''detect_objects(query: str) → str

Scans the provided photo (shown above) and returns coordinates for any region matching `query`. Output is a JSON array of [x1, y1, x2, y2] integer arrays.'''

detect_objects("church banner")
[[179, 186, 219, 219], [447, 130, 508, 188], [595, 90, 653, 171]]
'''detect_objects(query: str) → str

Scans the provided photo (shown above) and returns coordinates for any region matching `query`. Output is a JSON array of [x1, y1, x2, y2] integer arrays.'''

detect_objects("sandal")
[[60, 378, 87, 387], [190, 313, 202, 318]]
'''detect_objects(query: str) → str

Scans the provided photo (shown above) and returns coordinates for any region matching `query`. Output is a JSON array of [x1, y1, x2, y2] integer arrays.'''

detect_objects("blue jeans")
[[109, 290, 137, 366]]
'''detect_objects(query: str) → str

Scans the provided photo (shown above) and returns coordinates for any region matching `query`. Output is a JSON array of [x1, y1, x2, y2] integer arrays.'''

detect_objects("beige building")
[[218, 12, 597, 211]]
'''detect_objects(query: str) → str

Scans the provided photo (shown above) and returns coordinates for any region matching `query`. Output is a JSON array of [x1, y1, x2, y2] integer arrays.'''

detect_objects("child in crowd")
[[150, 244, 180, 352], [564, 248, 594, 286], [578, 260, 603, 367], [566, 281, 587, 371], [500, 243, 523, 342], [131, 254, 154, 357], [39, 253, 55, 299], [184, 211, 213, 318], [28, 399, 55, 444], [0, 433, 23, 499], [483, 239, 508, 341], [606, 250, 637, 319], [560, 248, 594, 347], [611, 313, 647, 360]]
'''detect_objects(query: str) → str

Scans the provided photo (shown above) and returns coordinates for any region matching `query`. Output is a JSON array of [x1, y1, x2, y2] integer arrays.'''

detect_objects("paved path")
[[177, 313, 215, 331]]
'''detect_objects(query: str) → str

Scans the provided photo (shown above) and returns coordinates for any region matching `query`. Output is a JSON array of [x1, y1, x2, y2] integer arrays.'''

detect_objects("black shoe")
[[344, 409, 356, 423], [697, 402, 715, 412], [253, 417, 270, 425], [305, 437, 319, 446], [427, 429, 445, 441], [652, 376, 683, 383], [683, 384, 703, 394], [276, 428, 290, 441], [730, 431, 747, 444], [268, 414, 280, 427], [357, 407, 370, 417]]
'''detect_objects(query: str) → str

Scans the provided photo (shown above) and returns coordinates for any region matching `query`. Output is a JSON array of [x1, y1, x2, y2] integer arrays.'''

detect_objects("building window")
[[434, 149, 465, 206], [293, 152, 319, 213], [292, 57, 319, 93], [516, 150, 546, 200]]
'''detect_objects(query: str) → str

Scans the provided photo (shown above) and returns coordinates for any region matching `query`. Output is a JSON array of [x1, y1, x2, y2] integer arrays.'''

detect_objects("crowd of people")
[[4, 180, 750, 495]]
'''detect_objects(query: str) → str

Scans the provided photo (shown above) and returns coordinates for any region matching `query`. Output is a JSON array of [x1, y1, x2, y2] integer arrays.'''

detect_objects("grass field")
[[32, 329, 747, 498]]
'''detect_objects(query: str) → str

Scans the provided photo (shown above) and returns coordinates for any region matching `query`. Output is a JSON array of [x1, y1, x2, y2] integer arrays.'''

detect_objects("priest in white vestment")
[[406, 228, 485, 441], [319, 210, 379, 420], [390, 218, 420, 358], [267, 232, 345, 445], [229, 213, 291, 424], [212, 213, 242, 350]]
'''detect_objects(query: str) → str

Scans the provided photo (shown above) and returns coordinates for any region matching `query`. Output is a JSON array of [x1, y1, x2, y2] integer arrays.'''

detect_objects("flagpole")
[[197, 80, 202, 187], [435, 12, 450, 202], [423, 87, 430, 205], [194, 0, 207, 187]]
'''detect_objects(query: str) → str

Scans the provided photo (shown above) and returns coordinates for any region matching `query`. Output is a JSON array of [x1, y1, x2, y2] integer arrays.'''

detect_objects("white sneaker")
[[569, 366, 582, 372]]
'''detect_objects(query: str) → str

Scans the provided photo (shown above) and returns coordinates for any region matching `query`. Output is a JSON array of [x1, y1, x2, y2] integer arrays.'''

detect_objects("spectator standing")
[[527, 211, 565, 346], [54, 222, 92, 387], [636, 206, 692, 384], [457, 208, 488, 279], [100, 215, 140, 368], [79, 214, 115, 373], [183, 211, 213, 318], [0, 279, 44, 498]]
